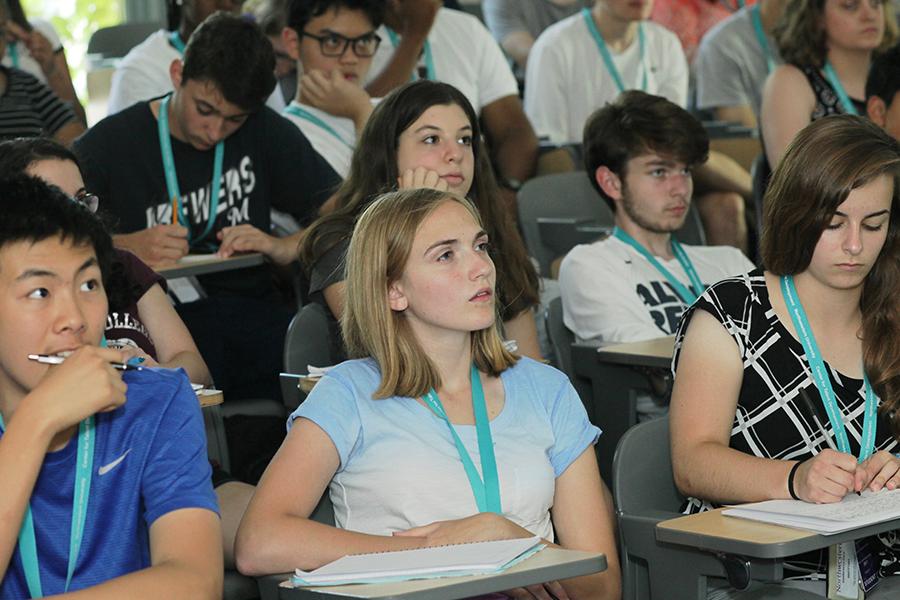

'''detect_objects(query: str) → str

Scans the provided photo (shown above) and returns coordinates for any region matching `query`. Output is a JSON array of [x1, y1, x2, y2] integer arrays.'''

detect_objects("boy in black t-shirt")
[[74, 12, 340, 403]]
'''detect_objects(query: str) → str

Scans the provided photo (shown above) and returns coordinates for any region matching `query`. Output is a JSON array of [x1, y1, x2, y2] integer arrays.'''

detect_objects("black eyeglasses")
[[73, 190, 99, 213], [301, 31, 382, 58]]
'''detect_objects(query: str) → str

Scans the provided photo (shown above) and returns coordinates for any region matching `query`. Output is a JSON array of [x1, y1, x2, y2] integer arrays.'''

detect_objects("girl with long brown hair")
[[298, 80, 542, 360], [671, 115, 900, 595]]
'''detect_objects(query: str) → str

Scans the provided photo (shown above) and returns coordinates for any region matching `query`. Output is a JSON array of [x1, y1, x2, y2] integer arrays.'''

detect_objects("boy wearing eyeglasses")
[[73, 12, 340, 405], [281, 0, 385, 178]]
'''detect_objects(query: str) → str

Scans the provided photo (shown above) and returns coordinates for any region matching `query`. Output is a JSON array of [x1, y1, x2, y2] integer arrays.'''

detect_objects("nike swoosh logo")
[[98, 449, 131, 476]]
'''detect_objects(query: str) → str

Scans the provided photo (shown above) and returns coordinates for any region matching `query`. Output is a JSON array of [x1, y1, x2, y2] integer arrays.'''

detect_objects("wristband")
[[787, 460, 803, 500]]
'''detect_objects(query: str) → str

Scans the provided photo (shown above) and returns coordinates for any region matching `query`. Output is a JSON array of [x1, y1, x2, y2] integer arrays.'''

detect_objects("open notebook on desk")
[[291, 536, 544, 587], [723, 488, 900, 534]]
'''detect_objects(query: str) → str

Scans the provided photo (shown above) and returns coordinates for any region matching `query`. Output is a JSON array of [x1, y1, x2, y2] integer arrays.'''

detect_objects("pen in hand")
[[798, 387, 861, 496], [28, 354, 144, 372]]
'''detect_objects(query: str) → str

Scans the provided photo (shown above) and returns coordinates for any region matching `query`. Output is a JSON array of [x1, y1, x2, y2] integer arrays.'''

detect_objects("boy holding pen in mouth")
[[0, 175, 220, 598]]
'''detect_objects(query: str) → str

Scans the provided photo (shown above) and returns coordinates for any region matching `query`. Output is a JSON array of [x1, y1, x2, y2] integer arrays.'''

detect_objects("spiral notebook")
[[723, 488, 900, 535], [291, 536, 544, 587]]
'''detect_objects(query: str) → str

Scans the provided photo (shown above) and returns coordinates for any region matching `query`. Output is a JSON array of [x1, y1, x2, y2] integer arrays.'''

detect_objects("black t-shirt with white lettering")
[[74, 99, 340, 296]]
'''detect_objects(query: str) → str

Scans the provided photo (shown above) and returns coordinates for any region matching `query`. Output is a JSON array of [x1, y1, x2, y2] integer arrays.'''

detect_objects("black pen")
[[798, 387, 861, 496], [27, 354, 144, 372]]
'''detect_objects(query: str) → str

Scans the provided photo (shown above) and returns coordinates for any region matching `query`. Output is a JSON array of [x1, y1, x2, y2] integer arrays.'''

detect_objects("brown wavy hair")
[[342, 188, 517, 398], [760, 115, 900, 437], [298, 80, 539, 322], [775, 0, 898, 68]]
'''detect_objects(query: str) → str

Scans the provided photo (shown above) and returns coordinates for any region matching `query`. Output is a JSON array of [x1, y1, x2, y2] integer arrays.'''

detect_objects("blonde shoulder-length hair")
[[341, 188, 518, 399]]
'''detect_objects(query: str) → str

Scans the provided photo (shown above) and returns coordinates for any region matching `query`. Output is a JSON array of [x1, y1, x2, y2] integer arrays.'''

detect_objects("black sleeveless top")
[[801, 65, 867, 119], [672, 270, 900, 576]]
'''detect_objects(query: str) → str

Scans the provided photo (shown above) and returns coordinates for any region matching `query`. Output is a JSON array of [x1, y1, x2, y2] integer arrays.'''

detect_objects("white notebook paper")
[[292, 536, 544, 586], [723, 488, 900, 535]]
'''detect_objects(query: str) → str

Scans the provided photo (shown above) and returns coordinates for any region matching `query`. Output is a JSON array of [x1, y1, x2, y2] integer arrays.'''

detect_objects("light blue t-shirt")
[[290, 357, 600, 540], [0, 368, 218, 598]]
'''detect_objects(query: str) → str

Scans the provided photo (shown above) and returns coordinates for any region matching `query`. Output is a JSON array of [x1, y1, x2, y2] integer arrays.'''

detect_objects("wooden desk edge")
[[595, 336, 675, 361], [156, 253, 265, 277], [658, 507, 900, 559], [276, 547, 606, 599]]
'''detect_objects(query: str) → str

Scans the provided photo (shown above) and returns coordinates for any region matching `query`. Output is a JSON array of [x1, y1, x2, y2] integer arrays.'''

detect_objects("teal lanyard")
[[8, 42, 19, 68], [780, 275, 877, 460], [0, 413, 95, 598], [385, 28, 435, 81], [168, 30, 186, 54], [750, 5, 775, 74], [823, 62, 860, 116], [612, 227, 704, 304], [421, 365, 501, 514], [284, 103, 353, 149], [582, 8, 646, 94], [157, 94, 224, 246]]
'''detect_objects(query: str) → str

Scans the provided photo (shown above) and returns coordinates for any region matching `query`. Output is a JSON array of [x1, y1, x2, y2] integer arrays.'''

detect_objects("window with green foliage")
[[21, 0, 125, 97]]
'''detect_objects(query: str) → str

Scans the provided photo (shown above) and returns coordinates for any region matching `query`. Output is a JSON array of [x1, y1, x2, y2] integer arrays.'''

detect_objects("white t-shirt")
[[282, 101, 356, 178], [524, 12, 688, 144], [367, 8, 519, 114], [1, 19, 62, 85], [558, 235, 753, 344], [107, 29, 287, 116], [291, 357, 600, 539]]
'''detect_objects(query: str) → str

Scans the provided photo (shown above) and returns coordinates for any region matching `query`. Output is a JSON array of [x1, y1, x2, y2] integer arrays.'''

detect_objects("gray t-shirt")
[[694, 6, 781, 119], [482, 0, 585, 42]]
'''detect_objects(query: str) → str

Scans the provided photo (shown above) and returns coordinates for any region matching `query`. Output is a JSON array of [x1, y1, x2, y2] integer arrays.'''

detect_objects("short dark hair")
[[582, 90, 709, 210], [0, 175, 114, 281], [0, 137, 79, 178], [286, 0, 385, 34], [181, 12, 276, 112], [867, 43, 900, 106]]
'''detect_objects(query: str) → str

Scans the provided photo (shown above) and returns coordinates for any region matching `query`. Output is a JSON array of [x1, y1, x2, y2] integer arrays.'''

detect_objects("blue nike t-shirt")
[[0, 368, 218, 598]]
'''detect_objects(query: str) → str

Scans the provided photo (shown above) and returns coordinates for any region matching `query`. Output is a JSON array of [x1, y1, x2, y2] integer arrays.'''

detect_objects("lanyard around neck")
[[750, 5, 775, 74], [0, 413, 95, 598], [284, 103, 353, 149], [385, 28, 435, 81], [780, 275, 877, 460], [613, 227, 703, 304], [421, 364, 501, 514], [168, 30, 186, 54], [823, 62, 860, 116], [8, 42, 19, 68], [157, 94, 224, 247], [582, 8, 646, 94]]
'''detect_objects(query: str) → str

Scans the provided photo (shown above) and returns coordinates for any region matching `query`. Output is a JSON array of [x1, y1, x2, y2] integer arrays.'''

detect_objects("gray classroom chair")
[[545, 297, 576, 383], [517, 172, 706, 278], [614, 417, 729, 600], [614, 418, 824, 600], [281, 302, 338, 412], [86, 22, 160, 60]]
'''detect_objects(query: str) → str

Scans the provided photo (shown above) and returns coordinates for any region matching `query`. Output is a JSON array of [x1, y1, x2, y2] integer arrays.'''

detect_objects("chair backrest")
[[518, 172, 613, 277], [613, 416, 683, 515], [518, 172, 707, 278], [87, 22, 159, 59], [282, 303, 336, 410], [283, 302, 334, 373], [545, 297, 576, 382]]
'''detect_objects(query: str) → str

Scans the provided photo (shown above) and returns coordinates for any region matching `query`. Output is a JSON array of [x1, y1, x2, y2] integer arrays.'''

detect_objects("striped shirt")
[[0, 66, 76, 139]]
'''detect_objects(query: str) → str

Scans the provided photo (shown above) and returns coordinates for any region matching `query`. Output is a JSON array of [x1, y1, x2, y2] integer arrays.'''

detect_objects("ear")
[[282, 26, 301, 62], [388, 281, 408, 312], [169, 58, 184, 89], [867, 96, 887, 127], [594, 166, 623, 202]]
